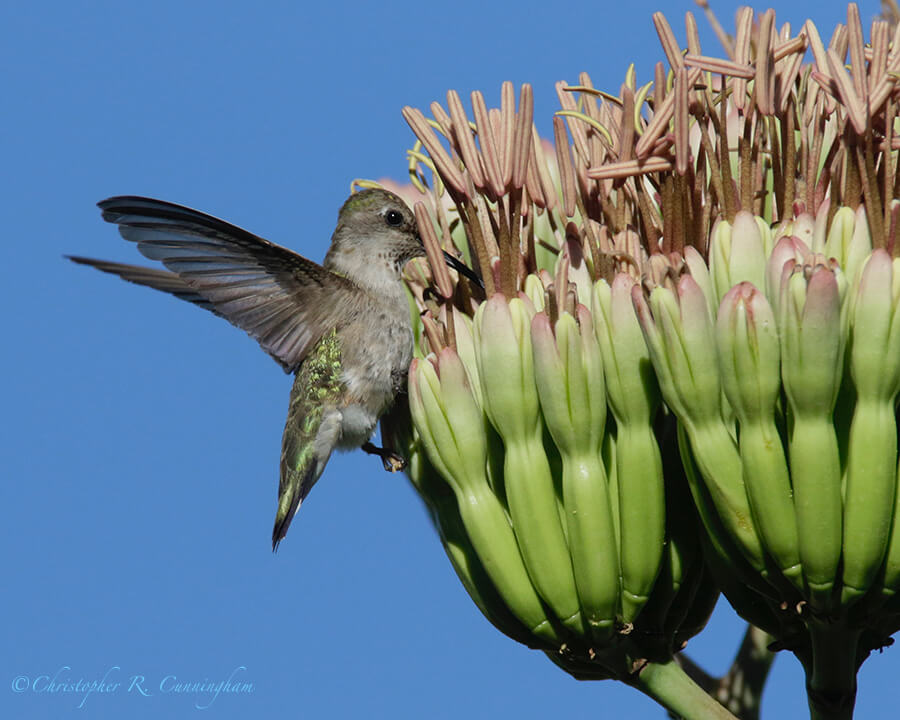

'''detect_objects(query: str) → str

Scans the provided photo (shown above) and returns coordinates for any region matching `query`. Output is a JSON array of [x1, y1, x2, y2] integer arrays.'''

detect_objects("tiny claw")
[[382, 453, 407, 473], [361, 442, 407, 473]]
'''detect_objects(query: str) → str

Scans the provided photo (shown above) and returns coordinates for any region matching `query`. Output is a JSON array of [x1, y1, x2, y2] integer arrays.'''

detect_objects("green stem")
[[676, 624, 775, 720], [804, 621, 861, 720], [628, 659, 738, 720]]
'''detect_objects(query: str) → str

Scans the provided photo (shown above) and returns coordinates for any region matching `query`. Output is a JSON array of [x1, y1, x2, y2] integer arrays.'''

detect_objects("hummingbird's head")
[[327, 189, 424, 286], [327, 187, 483, 292]]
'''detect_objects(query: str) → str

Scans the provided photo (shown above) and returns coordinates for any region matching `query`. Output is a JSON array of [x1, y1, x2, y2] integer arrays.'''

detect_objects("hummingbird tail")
[[272, 462, 317, 551], [272, 333, 344, 551]]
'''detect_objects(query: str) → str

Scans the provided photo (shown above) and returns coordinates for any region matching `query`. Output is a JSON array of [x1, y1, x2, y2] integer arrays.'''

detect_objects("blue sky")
[[2, 1, 896, 718]]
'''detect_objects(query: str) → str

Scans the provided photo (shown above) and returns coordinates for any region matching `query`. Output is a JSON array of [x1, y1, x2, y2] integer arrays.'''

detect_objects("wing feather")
[[67, 256, 217, 314], [87, 196, 354, 372]]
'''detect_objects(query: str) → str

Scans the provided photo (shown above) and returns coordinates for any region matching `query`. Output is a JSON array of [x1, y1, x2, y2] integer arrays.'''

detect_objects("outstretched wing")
[[68, 256, 219, 314], [81, 196, 354, 373]]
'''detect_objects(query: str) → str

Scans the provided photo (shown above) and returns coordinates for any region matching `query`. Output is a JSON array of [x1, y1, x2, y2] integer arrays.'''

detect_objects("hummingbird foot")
[[361, 442, 407, 472]]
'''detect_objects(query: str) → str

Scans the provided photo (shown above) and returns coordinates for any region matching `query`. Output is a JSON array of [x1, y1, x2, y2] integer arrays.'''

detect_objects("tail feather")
[[272, 406, 340, 551], [271, 333, 344, 551], [272, 463, 316, 551]]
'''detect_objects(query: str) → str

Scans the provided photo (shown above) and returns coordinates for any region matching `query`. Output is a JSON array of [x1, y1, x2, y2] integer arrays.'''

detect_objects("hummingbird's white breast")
[[334, 284, 414, 450]]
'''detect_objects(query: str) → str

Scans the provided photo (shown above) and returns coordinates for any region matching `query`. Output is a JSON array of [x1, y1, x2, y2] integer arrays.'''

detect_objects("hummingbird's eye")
[[384, 210, 404, 227]]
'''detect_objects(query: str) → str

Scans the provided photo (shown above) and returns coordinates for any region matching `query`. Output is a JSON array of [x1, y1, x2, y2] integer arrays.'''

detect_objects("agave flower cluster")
[[376, 3, 900, 717], [377, 85, 718, 687]]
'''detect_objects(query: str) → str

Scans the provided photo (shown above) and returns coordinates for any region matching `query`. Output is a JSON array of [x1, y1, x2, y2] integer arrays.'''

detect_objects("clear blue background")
[[2, 1, 896, 718]]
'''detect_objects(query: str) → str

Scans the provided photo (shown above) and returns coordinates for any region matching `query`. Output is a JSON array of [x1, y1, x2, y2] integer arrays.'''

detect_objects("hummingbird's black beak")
[[442, 250, 484, 289]]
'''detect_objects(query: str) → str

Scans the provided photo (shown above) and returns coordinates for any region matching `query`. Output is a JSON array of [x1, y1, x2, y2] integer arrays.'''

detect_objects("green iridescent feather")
[[273, 329, 343, 548]]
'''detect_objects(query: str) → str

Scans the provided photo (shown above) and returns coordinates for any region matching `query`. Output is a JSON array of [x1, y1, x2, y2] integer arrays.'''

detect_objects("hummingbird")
[[69, 189, 480, 549]]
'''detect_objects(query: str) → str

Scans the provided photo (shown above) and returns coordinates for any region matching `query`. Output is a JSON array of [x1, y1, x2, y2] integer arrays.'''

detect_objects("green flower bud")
[[709, 211, 768, 304], [556, 238, 593, 308], [593, 275, 658, 425], [531, 309, 607, 451], [474, 295, 584, 633], [825, 205, 871, 288], [716, 282, 802, 587], [778, 262, 845, 606], [409, 351, 560, 643], [593, 274, 665, 620], [633, 277, 764, 572], [843, 251, 900, 601], [709, 217, 733, 304], [532, 309, 619, 637], [811, 200, 828, 252], [765, 235, 809, 314], [684, 245, 717, 320], [780, 263, 845, 414], [635, 277, 723, 426], [523, 273, 547, 312], [449, 307, 482, 404], [775, 210, 815, 251]]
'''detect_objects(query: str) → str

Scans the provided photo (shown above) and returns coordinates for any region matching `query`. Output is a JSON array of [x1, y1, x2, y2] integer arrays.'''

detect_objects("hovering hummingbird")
[[69, 189, 480, 549]]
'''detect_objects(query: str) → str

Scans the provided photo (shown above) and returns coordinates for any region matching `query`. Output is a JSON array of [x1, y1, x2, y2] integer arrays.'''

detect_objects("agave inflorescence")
[[374, 3, 900, 718], [375, 84, 719, 703]]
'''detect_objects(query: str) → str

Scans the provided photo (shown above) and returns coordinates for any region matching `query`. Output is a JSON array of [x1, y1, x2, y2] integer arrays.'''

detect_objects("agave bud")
[[775, 210, 815, 251], [531, 309, 607, 457], [765, 235, 810, 314], [709, 211, 768, 304], [387, 397, 539, 650], [593, 275, 665, 621], [532, 309, 619, 638], [633, 277, 765, 573], [593, 275, 659, 425], [409, 351, 560, 643], [842, 252, 900, 602], [632, 277, 720, 424], [684, 246, 717, 319], [825, 205, 871, 287], [449, 307, 482, 403], [778, 262, 845, 608], [474, 295, 585, 634], [557, 237, 594, 308], [523, 273, 546, 311], [715, 283, 802, 588]]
